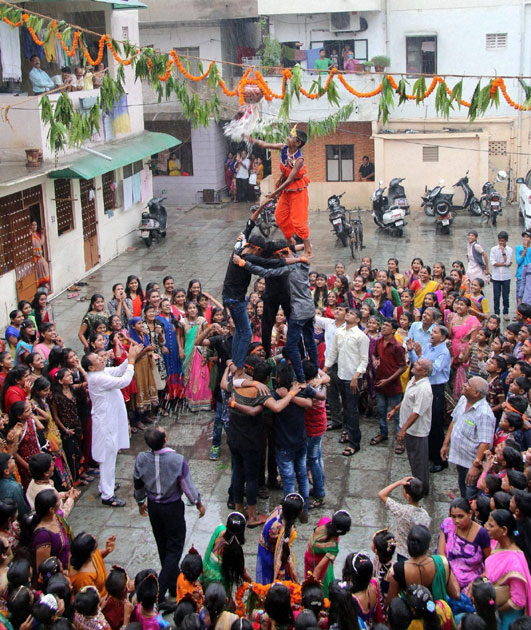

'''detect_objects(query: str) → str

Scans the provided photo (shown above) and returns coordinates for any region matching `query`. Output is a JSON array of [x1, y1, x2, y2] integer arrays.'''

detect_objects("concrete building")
[[0, 0, 179, 326], [138, 0, 260, 205], [258, 0, 531, 209]]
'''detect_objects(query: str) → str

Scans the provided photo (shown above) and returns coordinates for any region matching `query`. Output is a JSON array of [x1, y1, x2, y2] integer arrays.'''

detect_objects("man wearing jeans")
[[515, 231, 531, 303], [271, 364, 317, 522], [490, 231, 513, 321], [223, 228, 285, 378], [324, 308, 369, 456], [370, 319, 407, 449], [441, 377, 495, 499], [235, 244, 318, 382]]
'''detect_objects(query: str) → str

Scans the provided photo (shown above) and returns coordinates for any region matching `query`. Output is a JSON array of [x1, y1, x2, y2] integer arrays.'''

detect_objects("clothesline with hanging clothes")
[[0, 20, 21, 81]]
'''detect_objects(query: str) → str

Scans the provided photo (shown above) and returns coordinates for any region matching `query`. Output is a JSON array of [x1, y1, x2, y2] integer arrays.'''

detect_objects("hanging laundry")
[[21, 26, 43, 60], [43, 30, 56, 63], [132, 172, 141, 205], [0, 22, 22, 81], [112, 95, 131, 135], [54, 35, 65, 67]]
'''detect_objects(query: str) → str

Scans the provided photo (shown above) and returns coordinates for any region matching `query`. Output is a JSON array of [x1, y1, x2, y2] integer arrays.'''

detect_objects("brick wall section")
[[271, 121, 374, 183]]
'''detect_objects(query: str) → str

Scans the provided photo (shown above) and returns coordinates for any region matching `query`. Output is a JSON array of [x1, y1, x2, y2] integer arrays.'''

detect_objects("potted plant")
[[262, 33, 282, 75], [371, 55, 391, 72], [25, 148, 41, 167], [363, 60, 374, 73]]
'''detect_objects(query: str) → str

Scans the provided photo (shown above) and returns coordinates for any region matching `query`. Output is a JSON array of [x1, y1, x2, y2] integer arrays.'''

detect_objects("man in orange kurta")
[[249, 129, 311, 255]]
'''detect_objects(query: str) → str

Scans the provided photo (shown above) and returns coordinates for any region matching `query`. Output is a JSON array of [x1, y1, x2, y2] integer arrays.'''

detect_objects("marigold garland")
[[9, 9, 531, 112], [234, 581, 330, 618]]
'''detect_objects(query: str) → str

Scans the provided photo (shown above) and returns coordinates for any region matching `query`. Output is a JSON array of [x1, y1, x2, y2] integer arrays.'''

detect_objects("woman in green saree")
[[303, 510, 351, 597]]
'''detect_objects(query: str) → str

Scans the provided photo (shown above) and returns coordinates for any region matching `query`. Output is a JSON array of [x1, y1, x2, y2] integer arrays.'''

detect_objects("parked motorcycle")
[[328, 192, 352, 247], [480, 170, 507, 226], [371, 178, 409, 237], [424, 171, 481, 218], [137, 191, 168, 247], [250, 197, 277, 238], [422, 180, 454, 234]]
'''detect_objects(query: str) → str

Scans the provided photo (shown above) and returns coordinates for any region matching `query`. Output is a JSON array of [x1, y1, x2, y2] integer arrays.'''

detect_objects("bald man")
[[441, 376, 495, 499]]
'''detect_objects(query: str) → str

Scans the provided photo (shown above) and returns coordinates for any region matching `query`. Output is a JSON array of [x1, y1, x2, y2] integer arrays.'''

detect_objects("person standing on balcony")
[[29, 55, 55, 94], [249, 127, 312, 256], [314, 49, 331, 74]]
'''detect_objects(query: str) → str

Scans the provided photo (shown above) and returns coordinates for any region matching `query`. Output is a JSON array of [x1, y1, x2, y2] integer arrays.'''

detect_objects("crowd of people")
[[1, 201, 531, 630], [224, 151, 264, 203]]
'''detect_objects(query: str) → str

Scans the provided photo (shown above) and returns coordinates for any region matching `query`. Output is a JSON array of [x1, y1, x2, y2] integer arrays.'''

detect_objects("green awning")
[[49, 131, 180, 180], [23, 0, 147, 7], [93, 0, 147, 9]]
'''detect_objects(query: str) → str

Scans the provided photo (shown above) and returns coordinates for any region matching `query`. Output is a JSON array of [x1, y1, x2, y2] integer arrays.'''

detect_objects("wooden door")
[[80, 178, 99, 271], [0, 186, 44, 302], [10, 207, 36, 302]]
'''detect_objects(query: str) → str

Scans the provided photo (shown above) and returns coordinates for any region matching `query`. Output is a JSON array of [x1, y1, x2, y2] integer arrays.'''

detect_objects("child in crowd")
[[377, 477, 431, 561], [176, 548, 204, 610]]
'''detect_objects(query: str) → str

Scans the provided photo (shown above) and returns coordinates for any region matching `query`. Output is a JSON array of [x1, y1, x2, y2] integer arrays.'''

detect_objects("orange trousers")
[[275, 188, 310, 240]]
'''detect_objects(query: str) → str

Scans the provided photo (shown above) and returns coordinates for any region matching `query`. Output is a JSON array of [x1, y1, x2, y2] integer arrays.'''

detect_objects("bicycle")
[[347, 208, 365, 259]]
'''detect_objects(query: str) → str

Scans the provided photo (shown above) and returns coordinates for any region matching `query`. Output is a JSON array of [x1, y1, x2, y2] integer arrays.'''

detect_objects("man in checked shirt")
[[134, 426, 205, 611], [441, 377, 496, 499]]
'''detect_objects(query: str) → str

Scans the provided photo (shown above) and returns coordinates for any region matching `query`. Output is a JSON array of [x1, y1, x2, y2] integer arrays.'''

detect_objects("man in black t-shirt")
[[358, 155, 375, 182]]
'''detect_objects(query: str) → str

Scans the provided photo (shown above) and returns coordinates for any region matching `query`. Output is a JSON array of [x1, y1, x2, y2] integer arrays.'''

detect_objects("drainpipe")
[[515, 0, 526, 198], [385, 0, 390, 59]]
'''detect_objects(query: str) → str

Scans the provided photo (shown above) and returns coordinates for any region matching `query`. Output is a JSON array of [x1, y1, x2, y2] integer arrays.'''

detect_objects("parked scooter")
[[328, 192, 352, 246], [480, 170, 507, 226], [425, 171, 481, 218], [422, 180, 454, 234], [371, 178, 409, 237], [137, 191, 168, 247]]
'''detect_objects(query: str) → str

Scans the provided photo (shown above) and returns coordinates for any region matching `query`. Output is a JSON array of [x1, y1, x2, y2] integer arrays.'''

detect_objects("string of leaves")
[[1, 3, 524, 153]]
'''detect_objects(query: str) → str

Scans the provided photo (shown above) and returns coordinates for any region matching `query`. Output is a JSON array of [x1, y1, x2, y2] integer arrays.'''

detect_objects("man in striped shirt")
[[134, 426, 205, 610]]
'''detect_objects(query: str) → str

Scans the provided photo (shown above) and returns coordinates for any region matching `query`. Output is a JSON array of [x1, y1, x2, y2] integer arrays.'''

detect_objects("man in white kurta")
[[82, 343, 142, 506]]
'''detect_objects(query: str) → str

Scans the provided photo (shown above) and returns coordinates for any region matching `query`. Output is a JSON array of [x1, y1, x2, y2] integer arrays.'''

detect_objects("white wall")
[[270, 11, 386, 61], [259, 0, 382, 14], [139, 23, 223, 71], [109, 9, 145, 136], [154, 121, 226, 206], [388, 2, 525, 119]]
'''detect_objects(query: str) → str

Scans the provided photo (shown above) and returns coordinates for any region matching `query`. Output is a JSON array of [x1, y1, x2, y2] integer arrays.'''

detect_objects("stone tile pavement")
[[54, 199, 521, 580]]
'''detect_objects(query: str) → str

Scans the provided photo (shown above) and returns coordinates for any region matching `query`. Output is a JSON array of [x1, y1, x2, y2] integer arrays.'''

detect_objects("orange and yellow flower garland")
[[5, 11, 531, 112], [234, 581, 330, 618]]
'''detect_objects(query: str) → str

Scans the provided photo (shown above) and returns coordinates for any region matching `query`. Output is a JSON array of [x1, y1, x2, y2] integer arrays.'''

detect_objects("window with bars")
[[486, 33, 507, 49], [406, 36, 437, 74], [422, 146, 439, 162], [102, 171, 117, 211], [54, 179, 74, 236], [326, 145, 354, 182]]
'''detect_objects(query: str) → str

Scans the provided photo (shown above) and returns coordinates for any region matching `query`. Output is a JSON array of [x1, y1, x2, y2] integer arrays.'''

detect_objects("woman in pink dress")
[[447, 297, 480, 399]]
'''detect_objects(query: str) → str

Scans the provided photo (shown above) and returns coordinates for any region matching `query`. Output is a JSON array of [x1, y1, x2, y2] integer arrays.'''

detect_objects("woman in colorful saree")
[[484, 509, 531, 630], [303, 509, 351, 597], [256, 493, 304, 584]]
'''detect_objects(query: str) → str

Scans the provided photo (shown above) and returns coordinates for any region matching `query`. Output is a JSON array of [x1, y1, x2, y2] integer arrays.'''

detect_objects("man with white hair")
[[441, 376, 495, 499], [388, 359, 433, 495]]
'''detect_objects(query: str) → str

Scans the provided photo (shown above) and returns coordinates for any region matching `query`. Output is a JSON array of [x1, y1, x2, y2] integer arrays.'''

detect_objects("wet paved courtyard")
[[53, 196, 522, 581]]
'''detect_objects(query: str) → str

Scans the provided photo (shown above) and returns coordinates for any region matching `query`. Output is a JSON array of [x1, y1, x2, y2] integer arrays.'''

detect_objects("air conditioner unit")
[[329, 11, 361, 33]]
